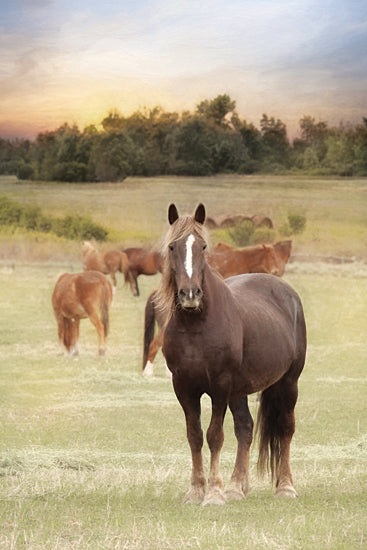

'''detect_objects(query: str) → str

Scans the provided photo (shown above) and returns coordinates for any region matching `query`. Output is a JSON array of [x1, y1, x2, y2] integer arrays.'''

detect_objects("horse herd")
[[52, 234, 292, 359], [52, 204, 306, 504]]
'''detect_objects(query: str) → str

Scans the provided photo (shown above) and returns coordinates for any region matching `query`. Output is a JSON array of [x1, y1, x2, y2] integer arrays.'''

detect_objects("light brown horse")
[[122, 247, 164, 297], [157, 203, 306, 505], [207, 242, 280, 278], [82, 241, 137, 296], [52, 271, 113, 356]]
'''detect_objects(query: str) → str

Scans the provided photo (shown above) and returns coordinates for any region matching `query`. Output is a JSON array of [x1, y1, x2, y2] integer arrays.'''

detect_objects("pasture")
[[0, 175, 366, 548]]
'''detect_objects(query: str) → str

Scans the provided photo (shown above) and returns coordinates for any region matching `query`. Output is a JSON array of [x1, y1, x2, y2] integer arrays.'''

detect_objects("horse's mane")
[[156, 214, 209, 321]]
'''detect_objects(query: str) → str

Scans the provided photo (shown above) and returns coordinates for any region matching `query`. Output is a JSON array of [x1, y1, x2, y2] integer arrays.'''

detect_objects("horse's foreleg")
[[203, 398, 228, 505], [225, 395, 253, 500], [55, 314, 65, 354], [174, 385, 206, 503], [110, 271, 117, 291]]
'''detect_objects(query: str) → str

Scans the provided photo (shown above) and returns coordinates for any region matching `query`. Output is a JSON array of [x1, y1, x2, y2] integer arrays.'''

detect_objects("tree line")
[[1, 95, 367, 182]]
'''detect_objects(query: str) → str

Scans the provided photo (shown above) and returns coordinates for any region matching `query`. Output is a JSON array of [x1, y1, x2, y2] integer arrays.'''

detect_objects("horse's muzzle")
[[178, 287, 203, 310]]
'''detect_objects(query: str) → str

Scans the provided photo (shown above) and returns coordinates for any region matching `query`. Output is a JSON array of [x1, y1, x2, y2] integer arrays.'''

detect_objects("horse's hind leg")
[[257, 374, 299, 497], [225, 395, 253, 500], [88, 311, 106, 355], [275, 379, 298, 497]]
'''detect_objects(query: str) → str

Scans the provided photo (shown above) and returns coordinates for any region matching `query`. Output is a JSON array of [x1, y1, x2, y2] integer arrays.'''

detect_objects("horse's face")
[[167, 203, 207, 311], [262, 245, 281, 276], [169, 233, 207, 310]]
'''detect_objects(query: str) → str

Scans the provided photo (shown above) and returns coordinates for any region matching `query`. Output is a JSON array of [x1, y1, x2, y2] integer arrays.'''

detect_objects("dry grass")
[[0, 262, 366, 549], [0, 174, 366, 548]]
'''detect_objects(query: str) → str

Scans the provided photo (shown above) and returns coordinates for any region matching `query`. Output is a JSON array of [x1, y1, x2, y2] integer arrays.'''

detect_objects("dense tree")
[[1, 94, 366, 180]]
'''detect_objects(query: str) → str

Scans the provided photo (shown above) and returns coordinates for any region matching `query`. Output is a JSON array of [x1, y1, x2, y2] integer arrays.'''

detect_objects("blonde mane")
[[156, 214, 209, 322]]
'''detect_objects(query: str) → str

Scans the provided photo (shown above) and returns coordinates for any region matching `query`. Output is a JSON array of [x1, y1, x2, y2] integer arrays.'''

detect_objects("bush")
[[0, 195, 108, 241], [228, 219, 254, 246], [252, 228, 276, 244], [17, 163, 35, 180], [280, 212, 307, 237]]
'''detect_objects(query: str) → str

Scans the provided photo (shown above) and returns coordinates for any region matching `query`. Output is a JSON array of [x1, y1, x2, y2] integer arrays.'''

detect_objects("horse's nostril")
[[195, 288, 202, 298]]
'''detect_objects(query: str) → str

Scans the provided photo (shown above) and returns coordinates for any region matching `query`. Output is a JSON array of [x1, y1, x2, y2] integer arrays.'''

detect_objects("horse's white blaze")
[[185, 234, 195, 278]]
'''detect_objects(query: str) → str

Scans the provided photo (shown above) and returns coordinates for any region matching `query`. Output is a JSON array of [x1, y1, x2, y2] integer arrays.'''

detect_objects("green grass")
[[0, 174, 366, 548], [0, 174, 367, 259], [0, 262, 366, 549]]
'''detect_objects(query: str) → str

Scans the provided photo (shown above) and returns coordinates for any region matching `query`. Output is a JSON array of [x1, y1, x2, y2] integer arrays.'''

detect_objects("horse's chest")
[[163, 321, 241, 374]]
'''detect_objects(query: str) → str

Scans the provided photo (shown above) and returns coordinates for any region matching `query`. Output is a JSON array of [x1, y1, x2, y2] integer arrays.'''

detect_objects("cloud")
[[1, 0, 367, 138]]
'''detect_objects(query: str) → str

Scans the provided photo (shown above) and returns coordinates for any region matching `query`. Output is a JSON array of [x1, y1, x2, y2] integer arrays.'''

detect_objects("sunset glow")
[[1, 0, 367, 139]]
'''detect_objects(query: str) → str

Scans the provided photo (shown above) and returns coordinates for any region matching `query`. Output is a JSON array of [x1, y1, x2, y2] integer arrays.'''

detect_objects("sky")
[[1, 0, 367, 140]]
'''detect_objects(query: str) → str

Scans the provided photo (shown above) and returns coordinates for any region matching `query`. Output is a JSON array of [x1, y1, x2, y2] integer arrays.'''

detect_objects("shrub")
[[0, 195, 108, 241], [252, 228, 276, 244], [228, 219, 254, 246], [280, 212, 307, 237]]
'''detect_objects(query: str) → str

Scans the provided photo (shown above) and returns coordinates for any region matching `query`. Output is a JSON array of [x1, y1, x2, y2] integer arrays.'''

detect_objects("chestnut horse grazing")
[[52, 271, 113, 356], [122, 248, 164, 297], [157, 204, 306, 505], [82, 241, 137, 296], [207, 242, 280, 278]]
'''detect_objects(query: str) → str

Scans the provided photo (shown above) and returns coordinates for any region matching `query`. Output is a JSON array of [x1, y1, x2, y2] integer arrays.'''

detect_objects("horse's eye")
[[203, 244, 207, 251], [169, 244, 174, 251]]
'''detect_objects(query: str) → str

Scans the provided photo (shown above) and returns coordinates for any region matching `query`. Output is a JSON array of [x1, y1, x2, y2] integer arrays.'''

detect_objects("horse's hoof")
[[202, 488, 227, 506], [142, 361, 154, 377], [182, 487, 205, 504], [275, 485, 297, 498], [98, 348, 106, 356], [224, 484, 247, 501]]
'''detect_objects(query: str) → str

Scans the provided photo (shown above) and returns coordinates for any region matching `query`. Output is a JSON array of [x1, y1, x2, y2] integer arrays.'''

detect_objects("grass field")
[[1, 174, 367, 260], [0, 175, 366, 549]]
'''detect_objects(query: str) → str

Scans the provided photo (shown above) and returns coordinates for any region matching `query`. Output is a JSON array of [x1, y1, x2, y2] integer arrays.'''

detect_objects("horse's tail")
[[256, 385, 283, 483], [63, 317, 78, 352], [142, 290, 157, 369], [63, 317, 72, 350]]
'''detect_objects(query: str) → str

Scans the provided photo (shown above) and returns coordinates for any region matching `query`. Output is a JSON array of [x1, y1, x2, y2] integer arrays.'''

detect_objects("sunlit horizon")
[[1, 0, 367, 140]]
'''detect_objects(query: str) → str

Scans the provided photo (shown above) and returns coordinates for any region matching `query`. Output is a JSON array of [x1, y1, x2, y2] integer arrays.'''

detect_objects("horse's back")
[[53, 271, 112, 319]]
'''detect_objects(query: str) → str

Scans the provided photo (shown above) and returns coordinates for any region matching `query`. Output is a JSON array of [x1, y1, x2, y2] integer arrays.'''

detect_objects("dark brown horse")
[[52, 270, 113, 356], [207, 241, 281, 278], [122, 247, 164, 297], [157, 204, 306, 505], [82, 241, 137, 296]]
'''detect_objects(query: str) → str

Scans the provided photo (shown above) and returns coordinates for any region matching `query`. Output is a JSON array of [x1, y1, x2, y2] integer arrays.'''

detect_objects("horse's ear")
[[168, 204, 179, 225], [194, 203, 206, 224]]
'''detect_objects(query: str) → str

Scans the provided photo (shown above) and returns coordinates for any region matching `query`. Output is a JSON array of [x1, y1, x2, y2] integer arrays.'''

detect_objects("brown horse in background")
[[142, 289, 168, 376], [52, 271, 113, 356], [157, 203, 306, 505], [207, 242, 280, 278], [122, 247, 164, 297], [274, 240, 292, 276], [82, 241, 137, 296]]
